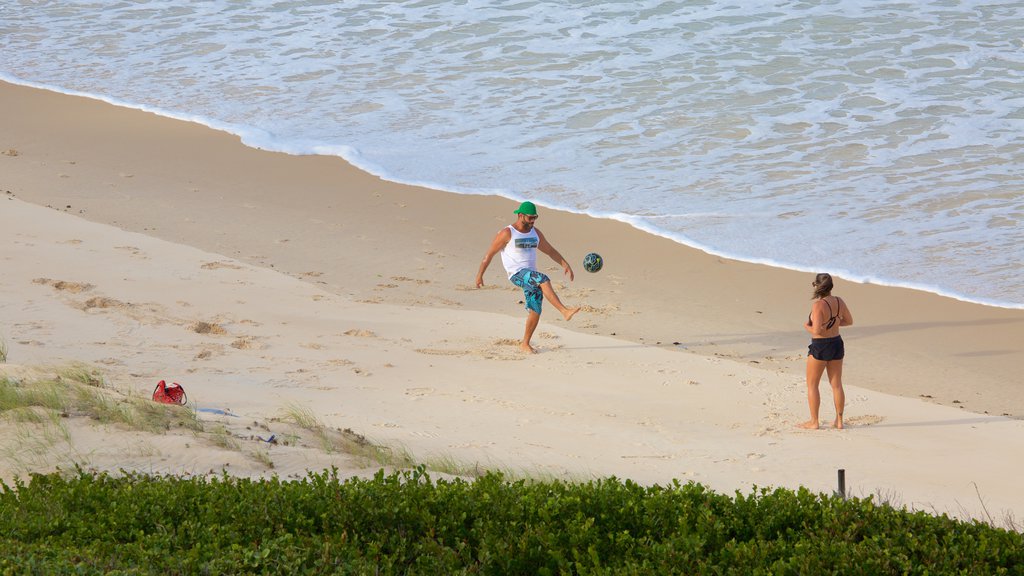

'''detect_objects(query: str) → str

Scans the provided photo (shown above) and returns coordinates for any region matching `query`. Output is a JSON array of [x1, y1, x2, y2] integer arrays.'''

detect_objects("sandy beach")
[[3, 80, 1024, 524]]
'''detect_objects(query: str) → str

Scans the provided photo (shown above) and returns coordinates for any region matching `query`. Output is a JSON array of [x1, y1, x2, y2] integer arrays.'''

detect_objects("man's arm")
[[536, 229, 574, 281], [476, 228, 512, 287]]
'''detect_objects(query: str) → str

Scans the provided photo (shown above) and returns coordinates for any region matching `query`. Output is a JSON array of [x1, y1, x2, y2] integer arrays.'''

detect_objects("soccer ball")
[[583, 252, 603, 273]]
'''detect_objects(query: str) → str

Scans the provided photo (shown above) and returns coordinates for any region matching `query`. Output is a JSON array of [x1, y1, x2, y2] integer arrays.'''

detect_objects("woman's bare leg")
[[825, 359, 845, 429], [800, 356, 827, 429]]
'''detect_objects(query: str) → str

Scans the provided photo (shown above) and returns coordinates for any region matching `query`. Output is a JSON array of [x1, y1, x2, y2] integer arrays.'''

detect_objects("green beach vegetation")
[[1, 468, 1022, 574], [1, 364, 1022, 573]]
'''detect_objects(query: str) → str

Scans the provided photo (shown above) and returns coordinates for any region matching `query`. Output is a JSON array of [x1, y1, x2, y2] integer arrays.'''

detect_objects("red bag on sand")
[[152, 380, 187, 405]]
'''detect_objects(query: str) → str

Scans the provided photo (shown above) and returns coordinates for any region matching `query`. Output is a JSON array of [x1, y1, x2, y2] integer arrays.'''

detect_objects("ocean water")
[[2, 0, 1022, 308]]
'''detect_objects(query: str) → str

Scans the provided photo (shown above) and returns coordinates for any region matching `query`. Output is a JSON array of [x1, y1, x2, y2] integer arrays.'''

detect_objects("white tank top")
[[500, 225, 539, 278]]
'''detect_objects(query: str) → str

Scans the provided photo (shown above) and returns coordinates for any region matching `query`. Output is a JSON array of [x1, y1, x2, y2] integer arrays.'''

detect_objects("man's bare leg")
[[826, 360, 845, 429], [799, 357, 827, 429], [539, 281, 581, 321], [521, 310, 541, 353]]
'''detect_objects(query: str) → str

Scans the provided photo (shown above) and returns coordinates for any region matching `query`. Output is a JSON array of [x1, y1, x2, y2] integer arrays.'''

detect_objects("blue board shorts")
[[509, 269, 549, 314]]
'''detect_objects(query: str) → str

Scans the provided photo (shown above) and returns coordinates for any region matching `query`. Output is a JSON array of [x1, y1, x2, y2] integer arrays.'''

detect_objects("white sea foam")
[[1, 0, 1021, 308]]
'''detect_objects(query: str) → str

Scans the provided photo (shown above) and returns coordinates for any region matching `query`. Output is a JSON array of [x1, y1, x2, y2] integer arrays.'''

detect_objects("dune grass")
[[4, 364, 583, 487], [275, 403, 557, 482], [279, 402, 416, 469], [0, 364, 205, 475], [2, 364, 462, 479]]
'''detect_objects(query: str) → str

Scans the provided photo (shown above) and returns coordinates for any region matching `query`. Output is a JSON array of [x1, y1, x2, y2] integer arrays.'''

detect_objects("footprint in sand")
[[415, 347, 468, 356], [580, 303, 619, 315], [455, 283, 502, 291], [344, 329, 377, 338], [200, 260, 242, 270], [479, 348, 528, 361], [391, 276, 432, 285], [451, 441, 495, 449], [845, 414, 884, 426], [230, 337, 263, 350], [33, 278, 95, 293], [77, 296, 127, 311], [404, 387, 435, 397], [192, 321, 228, 335], [115, 246, 146, 258]]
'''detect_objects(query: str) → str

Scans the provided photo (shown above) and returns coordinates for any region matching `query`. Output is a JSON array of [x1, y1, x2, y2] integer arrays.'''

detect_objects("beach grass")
[[206, 424, 241, 452], [0, 364, 216, 474], [421, 453, 487, 479], [247, 446, 274, 469], [0, 409, 72, 471], [276, 403, 582, 482], [279, 402, 416, 469], [2, 364, 467, 480]]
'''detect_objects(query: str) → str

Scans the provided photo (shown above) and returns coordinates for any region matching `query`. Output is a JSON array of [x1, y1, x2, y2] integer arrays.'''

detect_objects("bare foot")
[[562, 307, 581, 321], [520, 342, 537, 354], [797, 420, 820, 430], [833, 416, 844, 429]]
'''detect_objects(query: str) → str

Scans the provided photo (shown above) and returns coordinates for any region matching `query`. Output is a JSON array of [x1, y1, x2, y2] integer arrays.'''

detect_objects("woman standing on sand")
[[800, 273, 854, 430]]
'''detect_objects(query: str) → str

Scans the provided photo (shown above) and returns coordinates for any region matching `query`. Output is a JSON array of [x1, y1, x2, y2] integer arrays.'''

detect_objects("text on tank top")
[[500, 225, 539, 279]]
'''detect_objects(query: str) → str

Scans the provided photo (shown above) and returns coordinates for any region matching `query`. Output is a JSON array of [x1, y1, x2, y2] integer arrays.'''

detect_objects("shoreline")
[[4, 80, 1024, 522], [3, 76, 1019, 313]]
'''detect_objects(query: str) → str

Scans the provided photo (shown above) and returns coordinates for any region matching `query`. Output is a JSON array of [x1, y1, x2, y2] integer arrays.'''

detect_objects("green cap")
[[514, 201, 537, 216]]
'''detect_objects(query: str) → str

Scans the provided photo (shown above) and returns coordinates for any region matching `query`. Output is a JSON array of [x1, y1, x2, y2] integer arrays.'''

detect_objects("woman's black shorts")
[[808, 335, 845, 361]]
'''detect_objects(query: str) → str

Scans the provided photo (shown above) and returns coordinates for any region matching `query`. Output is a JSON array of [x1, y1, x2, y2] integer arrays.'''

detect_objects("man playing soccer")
[[475, 201, 581, 353]]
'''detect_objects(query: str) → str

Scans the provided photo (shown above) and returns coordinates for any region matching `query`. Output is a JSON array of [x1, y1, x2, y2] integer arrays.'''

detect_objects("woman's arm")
[[804, 300, 827, 336], [838, 297, 853, 326]]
